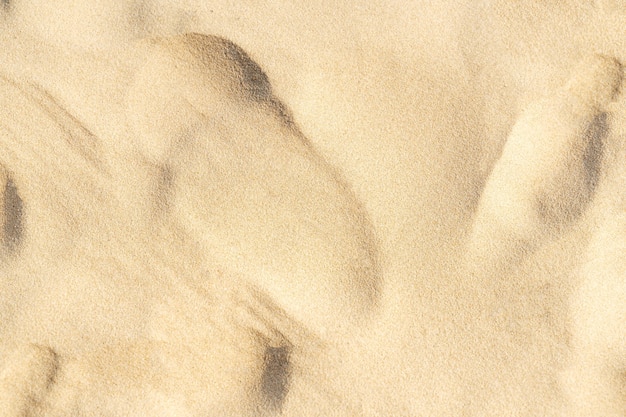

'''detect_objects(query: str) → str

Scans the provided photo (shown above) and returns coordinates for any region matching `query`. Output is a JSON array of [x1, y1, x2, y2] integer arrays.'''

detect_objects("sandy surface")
[[0, 1, 625, 416]]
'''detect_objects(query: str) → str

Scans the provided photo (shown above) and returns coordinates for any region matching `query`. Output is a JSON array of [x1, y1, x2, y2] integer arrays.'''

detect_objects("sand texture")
[[0, 1, 626, 416]]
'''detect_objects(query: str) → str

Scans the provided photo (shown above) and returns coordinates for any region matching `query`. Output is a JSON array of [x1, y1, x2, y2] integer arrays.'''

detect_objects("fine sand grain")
[[0, 1, 626, 416]]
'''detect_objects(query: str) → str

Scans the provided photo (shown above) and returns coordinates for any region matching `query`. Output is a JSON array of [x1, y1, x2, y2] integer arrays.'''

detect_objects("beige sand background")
[[0, 1, 625, 416]]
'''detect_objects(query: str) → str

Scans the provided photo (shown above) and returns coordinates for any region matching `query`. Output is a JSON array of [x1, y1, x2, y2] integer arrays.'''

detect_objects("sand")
[[0, 1, 625, 416]]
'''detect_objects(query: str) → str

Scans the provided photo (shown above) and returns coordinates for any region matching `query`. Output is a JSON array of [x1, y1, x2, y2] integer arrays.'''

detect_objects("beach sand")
[[0, 1, 625, 416]]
